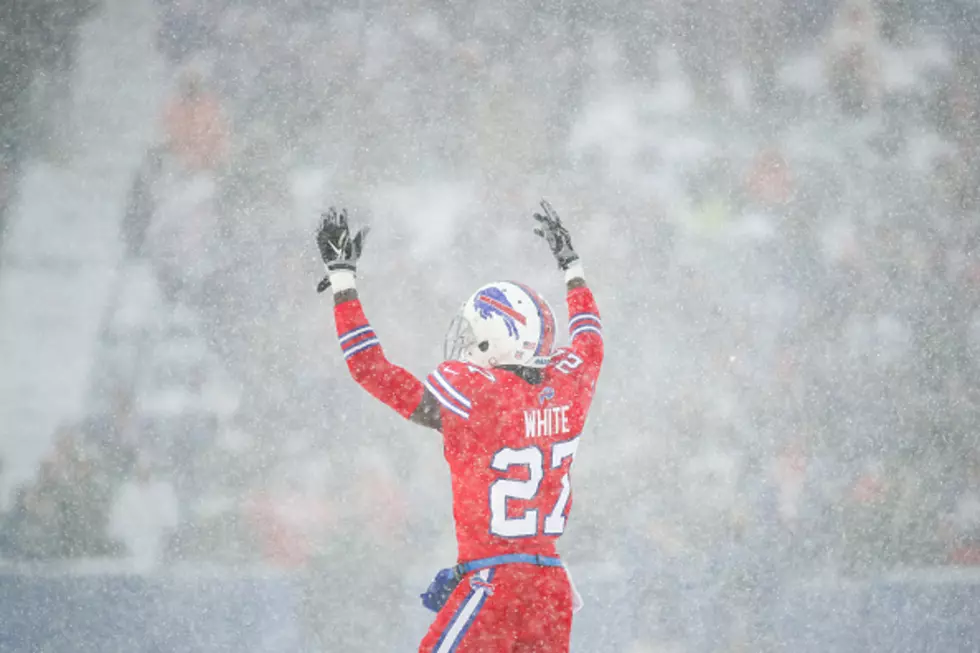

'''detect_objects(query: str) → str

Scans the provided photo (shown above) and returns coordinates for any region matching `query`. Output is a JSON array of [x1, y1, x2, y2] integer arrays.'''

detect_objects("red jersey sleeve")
[[333, 297, 425, 420], [566, 285, 603, 382]]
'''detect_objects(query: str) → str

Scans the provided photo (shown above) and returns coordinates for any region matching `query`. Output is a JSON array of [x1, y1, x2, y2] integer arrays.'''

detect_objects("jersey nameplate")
[[523, 405, 571, 439]]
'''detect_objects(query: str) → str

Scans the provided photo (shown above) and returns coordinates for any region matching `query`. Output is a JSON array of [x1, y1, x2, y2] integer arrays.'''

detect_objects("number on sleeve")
[[555, 352, 583, 375], [544, 437, 580, 535], [489, 447, 543, 537]]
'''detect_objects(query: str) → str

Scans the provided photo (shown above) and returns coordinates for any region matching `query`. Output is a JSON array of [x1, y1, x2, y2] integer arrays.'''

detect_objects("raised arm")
[[533, 201, 603, 372], [316, 209, 442, 430], [563, 261, 603, 368]]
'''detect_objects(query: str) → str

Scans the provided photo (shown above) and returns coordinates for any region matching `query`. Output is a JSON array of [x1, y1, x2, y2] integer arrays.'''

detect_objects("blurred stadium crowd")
[[3, 0, 980, 649], [0, 0, 100, 248]]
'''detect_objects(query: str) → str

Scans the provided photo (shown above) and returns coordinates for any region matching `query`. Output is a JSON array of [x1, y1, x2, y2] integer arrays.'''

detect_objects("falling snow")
[[1, 0, 980, 651]]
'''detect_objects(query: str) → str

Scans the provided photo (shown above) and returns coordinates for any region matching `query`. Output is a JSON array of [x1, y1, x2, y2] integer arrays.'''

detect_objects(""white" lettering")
[[524, 406, 571, 439]]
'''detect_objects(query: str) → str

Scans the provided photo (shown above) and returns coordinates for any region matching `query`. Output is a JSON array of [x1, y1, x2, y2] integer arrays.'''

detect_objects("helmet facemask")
[[444, 313, 487, 365]]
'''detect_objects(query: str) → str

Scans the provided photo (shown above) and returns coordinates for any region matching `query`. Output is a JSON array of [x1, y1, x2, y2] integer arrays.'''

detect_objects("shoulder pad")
[[424, 361, 496, 420]]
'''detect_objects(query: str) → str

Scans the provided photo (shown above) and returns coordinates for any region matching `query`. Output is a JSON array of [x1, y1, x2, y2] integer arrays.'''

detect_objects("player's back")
[[427, 347, 598, 563]]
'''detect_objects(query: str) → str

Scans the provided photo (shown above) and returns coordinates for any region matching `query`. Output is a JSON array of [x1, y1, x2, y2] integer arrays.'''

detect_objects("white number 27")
[[489, 437, 580, 538]]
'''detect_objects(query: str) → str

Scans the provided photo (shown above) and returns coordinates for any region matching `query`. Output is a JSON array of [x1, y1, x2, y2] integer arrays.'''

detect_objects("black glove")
[[315, 207, 369, 293], [533, 200, 579, 271]]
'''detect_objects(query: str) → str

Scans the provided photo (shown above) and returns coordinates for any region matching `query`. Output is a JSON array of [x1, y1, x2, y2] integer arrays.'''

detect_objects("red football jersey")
[[333, 284, 603, 564], [423, 287, 602, 562]]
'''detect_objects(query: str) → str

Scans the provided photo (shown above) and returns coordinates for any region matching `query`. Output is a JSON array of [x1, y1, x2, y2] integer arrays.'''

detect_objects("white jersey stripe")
[[570, 325, 602, 340], [432, 370, 473, 409], [343, 337, 380, 359], [435, 569, 492, 653], [339, 325, 374, 344], [568, 313, 602, 329], [424, 378, 470, 420]]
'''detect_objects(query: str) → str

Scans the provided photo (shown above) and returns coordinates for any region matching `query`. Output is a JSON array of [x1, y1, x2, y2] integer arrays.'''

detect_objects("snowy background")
[[2, 0, 980, 650]]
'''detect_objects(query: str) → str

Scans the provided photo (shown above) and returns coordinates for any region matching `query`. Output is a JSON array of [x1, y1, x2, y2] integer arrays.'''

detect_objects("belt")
[[454, 553, 563, 578]]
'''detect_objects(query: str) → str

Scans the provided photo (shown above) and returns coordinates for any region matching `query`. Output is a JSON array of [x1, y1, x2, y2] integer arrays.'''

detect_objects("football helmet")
[[445, 281, 557, 368]]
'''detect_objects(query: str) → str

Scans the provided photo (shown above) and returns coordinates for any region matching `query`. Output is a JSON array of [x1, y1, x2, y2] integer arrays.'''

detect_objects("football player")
[[316, 201, 603, 652]]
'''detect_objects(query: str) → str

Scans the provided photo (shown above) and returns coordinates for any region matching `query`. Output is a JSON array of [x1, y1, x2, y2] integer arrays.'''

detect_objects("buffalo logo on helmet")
[[473, 287, 527, 340]]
